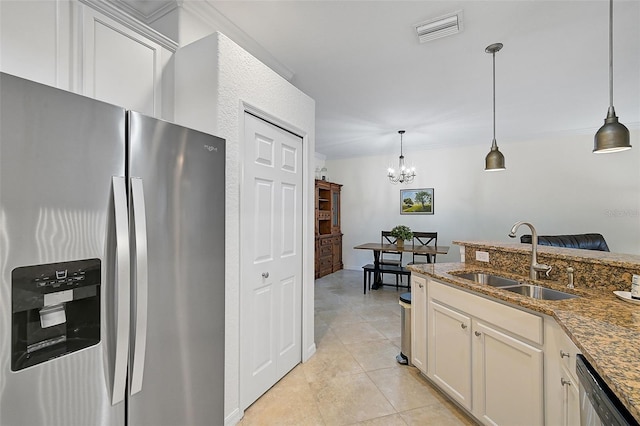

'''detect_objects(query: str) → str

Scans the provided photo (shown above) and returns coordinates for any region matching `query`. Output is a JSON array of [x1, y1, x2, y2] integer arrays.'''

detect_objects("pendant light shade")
[[593, 0, 631, 153], [484, 42, 506, 171], [485, 139, 505, 171], [594, 107, 630, 153]]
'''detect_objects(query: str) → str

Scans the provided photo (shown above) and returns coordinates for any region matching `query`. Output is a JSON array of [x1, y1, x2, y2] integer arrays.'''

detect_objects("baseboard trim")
[[225, 407, 243, 426]]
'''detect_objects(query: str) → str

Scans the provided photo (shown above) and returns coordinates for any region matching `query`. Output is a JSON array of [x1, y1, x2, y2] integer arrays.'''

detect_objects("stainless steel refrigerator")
[[0, 72, 225, 425]]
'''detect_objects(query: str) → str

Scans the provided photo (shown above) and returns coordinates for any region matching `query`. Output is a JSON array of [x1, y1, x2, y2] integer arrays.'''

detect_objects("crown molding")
[[79, 0, 179, 51], [181, 0, 294, 82], [109, 0, 181, 25]]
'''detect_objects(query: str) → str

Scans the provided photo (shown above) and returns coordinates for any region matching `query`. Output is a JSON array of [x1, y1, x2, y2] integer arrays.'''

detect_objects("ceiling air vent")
[[415, 10, 464, 43]]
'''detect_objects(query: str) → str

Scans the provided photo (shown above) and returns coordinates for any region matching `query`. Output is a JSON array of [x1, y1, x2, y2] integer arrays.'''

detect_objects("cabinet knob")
[[419, 283, 424, 288], [561, 378, 572, 386], [560, 350, 570, 359], [474, 331, 482, 337], [262, 272, 269, 279], [460, 323, 467, 329]]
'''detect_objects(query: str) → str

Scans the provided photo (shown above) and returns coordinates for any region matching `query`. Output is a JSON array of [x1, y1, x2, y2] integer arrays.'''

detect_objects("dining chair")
[[380, 230, 408, 285], [408, 232, 438, 265], [380, 231, 403, 267]]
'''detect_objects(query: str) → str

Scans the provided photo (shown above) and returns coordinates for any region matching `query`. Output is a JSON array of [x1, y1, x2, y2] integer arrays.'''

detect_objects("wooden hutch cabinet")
[[315, 179, 343, 278]]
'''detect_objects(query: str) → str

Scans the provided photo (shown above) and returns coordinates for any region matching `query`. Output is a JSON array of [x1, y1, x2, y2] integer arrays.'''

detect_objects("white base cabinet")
[[545, 319, 581, 426], [473, 320, 543, 425], [411, 273, 582, 425], [429, 300, 472, 410], [426, 278, 544, 426]]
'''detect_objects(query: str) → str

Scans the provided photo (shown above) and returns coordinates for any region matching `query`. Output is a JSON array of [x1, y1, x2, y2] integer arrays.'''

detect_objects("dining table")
[[354, 242, 450, 289]]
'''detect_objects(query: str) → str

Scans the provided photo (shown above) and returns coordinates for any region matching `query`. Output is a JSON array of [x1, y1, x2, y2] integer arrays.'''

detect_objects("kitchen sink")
[[454, 272, 579, 301], [503, 284, 578, 301], [454, 272, 522, 288]]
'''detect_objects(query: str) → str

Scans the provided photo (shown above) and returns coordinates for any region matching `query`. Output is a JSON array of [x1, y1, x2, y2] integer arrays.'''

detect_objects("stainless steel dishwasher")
[[576, 354, 639, 426]]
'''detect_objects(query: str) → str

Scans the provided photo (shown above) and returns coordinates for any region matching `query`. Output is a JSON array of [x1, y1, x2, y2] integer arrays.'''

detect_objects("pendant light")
[[387, 130, 416, 184], [593, 0, 631, 153], [484, 42, 506, 171]]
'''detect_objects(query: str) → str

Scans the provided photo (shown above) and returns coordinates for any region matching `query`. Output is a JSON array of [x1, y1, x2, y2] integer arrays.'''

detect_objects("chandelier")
[[387, 130, 416, 184]]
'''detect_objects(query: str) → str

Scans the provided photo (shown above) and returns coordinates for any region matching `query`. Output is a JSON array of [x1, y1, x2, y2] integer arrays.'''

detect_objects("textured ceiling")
[[120, 1, 640, 160]]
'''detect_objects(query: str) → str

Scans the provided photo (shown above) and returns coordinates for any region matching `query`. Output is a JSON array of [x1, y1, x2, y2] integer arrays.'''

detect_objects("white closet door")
[[241, 112, 303, 409]]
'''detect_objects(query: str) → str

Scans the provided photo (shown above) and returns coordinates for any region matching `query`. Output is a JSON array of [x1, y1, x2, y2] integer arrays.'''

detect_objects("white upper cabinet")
[[0, 0, 174, 118], [0, 0, 73, 89], [81, 5, 172, 117]]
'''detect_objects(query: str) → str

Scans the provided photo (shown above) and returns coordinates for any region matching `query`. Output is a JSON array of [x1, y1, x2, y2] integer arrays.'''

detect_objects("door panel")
[[279, 275, 296, 354], [281, 184, 296, 256], [474, 321, 543, 426], [241, 113, 303, 409], [428, 300, 472, 410], [254, 179, 274, 262]]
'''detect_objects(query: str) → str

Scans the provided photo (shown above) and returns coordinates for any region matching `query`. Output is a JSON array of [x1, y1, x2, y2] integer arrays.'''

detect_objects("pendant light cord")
[[609, 0, 614, 108], [492, 50, 496, 141]]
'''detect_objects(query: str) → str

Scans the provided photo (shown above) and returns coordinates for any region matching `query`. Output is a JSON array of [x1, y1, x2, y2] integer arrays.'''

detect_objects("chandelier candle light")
[[388, 130, 416, 184]]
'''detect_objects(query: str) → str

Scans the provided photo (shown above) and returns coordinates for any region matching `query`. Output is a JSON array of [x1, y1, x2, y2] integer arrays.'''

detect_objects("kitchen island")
[[408, 241, 640, 424]]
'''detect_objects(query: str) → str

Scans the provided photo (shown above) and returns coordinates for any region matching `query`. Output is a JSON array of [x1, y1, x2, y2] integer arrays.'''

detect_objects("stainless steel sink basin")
[[503, 284, 578, 300], [454, 272, 522, 288]]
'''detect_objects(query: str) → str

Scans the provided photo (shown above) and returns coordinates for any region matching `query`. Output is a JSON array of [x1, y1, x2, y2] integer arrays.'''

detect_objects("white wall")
[[174, 32, 316, 426], [328, 130, 640, 271]]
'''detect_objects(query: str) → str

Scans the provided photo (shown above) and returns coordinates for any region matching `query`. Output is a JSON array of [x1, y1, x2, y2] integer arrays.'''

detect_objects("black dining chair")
[[408, 232, 438, 265], [380, 231, 403, 267], [379, 231, 409, 286]]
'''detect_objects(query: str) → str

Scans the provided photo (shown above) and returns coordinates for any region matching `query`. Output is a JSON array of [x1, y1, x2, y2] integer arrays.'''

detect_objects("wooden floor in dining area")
[[239, 269, 477, 426]]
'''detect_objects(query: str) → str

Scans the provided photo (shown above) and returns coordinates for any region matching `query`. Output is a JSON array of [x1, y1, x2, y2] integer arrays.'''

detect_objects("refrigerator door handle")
[[129, 177, 148, 395], [111, 176, 131, 405]]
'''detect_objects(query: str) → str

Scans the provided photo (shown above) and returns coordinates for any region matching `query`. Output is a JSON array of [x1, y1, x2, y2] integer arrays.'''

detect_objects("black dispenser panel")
[[11, 259, 101, 371]]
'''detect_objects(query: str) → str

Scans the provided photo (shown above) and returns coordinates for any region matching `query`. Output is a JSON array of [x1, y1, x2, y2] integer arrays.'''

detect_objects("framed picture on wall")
[[400, 188, 434, 215]]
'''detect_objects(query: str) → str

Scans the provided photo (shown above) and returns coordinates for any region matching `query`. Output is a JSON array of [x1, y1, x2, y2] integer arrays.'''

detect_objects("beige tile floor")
[[239, 269, 478, 426]]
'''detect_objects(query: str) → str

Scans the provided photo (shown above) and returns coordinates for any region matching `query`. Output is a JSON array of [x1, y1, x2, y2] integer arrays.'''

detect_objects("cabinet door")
[[81, 5, 171, 118], [428, 300, 472, 410], [330, 184, 340, 233], [473, 320, 544, 426], [411, 275, 427, 373], [545, 319, 580, 426], [560, 365, 580, 426], [0, 0, 73, 89], [331, 235, 342, 272]]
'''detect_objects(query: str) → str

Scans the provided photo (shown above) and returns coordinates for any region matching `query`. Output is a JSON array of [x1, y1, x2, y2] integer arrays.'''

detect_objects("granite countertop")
[[408, 262, 640, 423]]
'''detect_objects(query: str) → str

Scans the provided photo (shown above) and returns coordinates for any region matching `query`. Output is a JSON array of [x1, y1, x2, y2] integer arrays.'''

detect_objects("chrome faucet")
[[508, 221, 552, 280]]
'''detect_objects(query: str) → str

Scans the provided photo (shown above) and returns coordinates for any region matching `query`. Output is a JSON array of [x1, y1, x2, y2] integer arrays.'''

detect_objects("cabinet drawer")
[[320, 237, 333, 246], [318, 211, 331, 221], [319, 257, 332, 268], [429, 279, 543, 345], [319, 245, 332, 256], [550, 320, 580, 382]]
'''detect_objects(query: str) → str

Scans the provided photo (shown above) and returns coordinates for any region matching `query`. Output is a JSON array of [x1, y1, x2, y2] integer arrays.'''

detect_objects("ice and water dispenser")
[[11, 259, 101, 371]]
